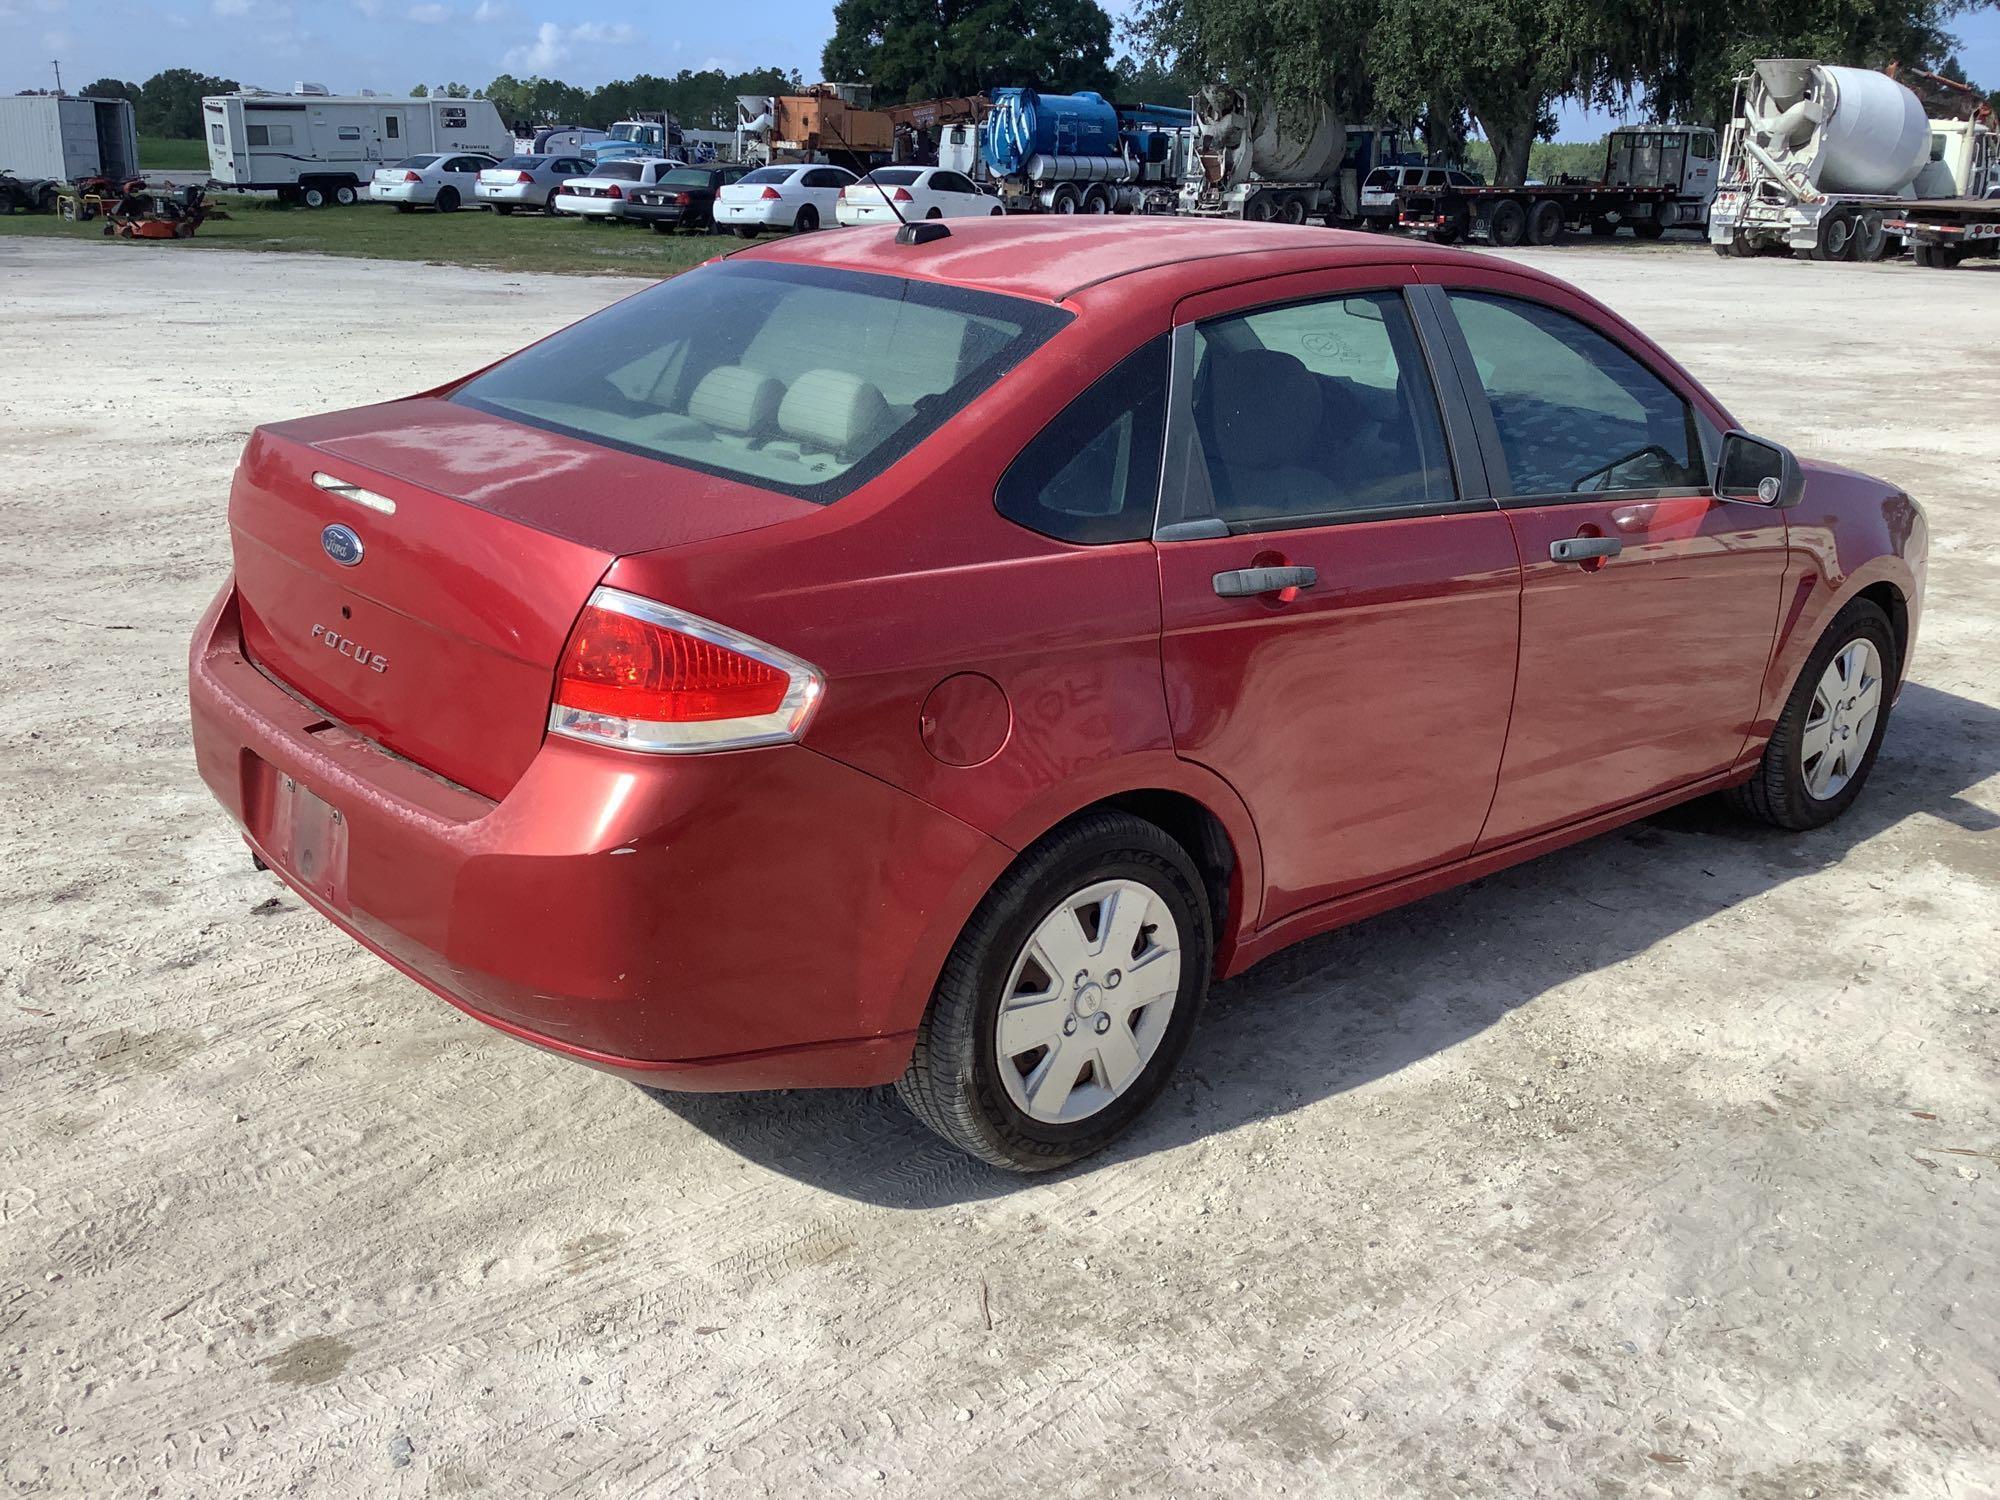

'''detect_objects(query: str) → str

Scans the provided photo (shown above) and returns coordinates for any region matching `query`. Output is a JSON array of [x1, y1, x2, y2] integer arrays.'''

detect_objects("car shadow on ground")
[[646, 682, 1999, 1208]]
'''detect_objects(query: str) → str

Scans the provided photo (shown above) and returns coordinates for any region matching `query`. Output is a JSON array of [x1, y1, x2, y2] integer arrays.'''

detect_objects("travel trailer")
[[202, 87, 511, 205]]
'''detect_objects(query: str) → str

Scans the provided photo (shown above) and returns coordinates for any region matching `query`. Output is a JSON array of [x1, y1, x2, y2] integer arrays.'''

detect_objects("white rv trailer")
[[202, 87, 510, 205]]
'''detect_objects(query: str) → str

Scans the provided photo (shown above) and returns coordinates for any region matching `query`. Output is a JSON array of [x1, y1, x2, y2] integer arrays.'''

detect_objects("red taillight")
[[672, 192, 691, 205], [517, 171, 535, 184], [760, 186, 782, 200], [403, 171, 421, 182], [605, 184, 623, 200], [892, 187, 914, 203], [550, 590, 822, 754]]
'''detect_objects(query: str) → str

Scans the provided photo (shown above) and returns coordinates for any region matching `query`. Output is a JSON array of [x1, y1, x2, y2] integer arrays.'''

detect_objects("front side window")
[[455, 261, 1070, 504], [1691, 132, 1714, 159], [1190, 291, 1454, 526], [995, 337, 1168, 544], [1448, 291, 1703, 497]]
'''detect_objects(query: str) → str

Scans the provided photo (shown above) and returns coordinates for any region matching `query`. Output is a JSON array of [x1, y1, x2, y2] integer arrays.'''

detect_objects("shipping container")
[[0, 94, 140, 183]]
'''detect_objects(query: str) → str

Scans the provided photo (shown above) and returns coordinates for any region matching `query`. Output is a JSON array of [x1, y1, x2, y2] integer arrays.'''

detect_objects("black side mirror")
[[1716, 429, 1805, 509]]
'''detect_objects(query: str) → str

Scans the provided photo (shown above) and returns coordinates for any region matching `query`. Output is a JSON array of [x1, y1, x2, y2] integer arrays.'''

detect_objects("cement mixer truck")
[[1177, 85, 1414, 224], [1710, 58, 1997, 260], [979, 89, 1193, 214]]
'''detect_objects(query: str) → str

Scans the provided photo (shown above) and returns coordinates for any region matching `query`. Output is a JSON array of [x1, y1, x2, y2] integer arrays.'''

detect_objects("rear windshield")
[[863, 169, 922, 187], [496, 156, 540, 169], [662, 168, 713, 186], [454, 261, 1071, 503], [740, 166, 791, 184], [393, 155, 440, 169], [593, 161, 644, 181]]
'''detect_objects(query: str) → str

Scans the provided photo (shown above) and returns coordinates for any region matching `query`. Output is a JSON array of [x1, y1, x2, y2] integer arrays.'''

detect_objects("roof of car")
[[737, 215, 1500, 304]]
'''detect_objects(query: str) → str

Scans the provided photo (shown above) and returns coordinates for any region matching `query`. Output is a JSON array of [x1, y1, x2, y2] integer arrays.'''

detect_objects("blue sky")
[[3, 0, 1996, 138]]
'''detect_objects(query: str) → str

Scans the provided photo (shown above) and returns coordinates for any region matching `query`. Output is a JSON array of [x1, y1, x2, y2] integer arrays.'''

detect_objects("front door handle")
[[1549, 535, 1622, 564], [1213, 565, 1318, 598]]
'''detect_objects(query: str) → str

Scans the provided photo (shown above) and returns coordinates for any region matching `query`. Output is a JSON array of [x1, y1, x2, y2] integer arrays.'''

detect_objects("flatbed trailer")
[[1886, 197, 2000, 268], [1397, 180, 1691, 245]]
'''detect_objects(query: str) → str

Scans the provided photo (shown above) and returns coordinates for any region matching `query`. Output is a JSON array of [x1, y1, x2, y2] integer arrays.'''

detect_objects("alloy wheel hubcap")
[[1802, 638, 1882, 799], [995, 879, 1181, 1125]]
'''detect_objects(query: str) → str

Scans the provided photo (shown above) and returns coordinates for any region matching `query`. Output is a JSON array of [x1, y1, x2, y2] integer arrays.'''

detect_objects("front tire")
[[898, 811, 1212, 1171], [1728, 600, 1896, 830]]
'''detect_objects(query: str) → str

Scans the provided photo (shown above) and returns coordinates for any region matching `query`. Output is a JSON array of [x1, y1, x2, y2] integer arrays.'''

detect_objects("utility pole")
[[53, 59, 64, 94]]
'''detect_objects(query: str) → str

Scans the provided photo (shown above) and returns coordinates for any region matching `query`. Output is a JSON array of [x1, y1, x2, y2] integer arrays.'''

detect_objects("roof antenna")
[[820, 107, 909, 227]]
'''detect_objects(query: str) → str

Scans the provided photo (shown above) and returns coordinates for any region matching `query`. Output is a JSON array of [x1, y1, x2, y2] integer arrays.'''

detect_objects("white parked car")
[[368, 153, 499, 213], [552, 158, 685, 221], [715, 162, 857, 237], [835, 168, 1003, 227], [476, 155, 595, 214]]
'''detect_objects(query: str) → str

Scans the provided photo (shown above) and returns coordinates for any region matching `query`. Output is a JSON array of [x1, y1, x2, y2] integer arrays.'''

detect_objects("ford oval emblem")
[[321, 523, 364, 567]]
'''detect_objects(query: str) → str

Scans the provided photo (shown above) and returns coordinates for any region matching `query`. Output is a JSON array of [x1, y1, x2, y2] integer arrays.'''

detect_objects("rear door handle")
[[1213, 565, 1318, 598], [1549, 536, 1622, 564]]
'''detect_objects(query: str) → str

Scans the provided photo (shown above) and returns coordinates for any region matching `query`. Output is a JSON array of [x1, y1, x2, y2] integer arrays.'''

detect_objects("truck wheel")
[[1728, 234, 1757, 258], [1851, 214, 1888, 262], [1488, 198, 1527, 247], [1081, 186, 1111, 214], [1810, 209, 1855, 261], [1632, 220, 1666, 240], [1049, 185, 1080, 215], [1431, 205, 1467, 244], [1245, 194, 1275, 222], [1589, 217, 1617, 237], [1526, 198, 1564, 244], [1276, 194, 1305, 224]]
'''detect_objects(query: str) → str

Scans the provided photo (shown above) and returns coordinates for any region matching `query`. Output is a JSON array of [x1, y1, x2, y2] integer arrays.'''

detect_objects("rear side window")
[[996, 337, 1168, 544], [1363, 168, 1394, 190], [1447, 291, 1704, 497], [455, 261, 1071, 504], [1191, 292, 1453, 525]]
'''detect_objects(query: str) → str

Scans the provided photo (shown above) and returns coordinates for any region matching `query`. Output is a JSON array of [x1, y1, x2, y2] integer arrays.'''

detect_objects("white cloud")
[[407, 1, 448, 18], [471, 0, 506, 20], [502, 18, 632, 71]]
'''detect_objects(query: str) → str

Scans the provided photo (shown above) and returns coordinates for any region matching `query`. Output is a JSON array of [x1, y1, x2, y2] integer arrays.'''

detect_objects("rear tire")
[[1810, 208, 1855, 261], [732, 225, 760, 239], [1728, 600, 1896, 831], [1526, 198, 1564, 244], [1589, 217, 1618, 238], [1082, 185, 1112, 215], [793, 204, 818, 232], [332, 184, 358, 207], [1632, 219, 1666, 240], [435, 187, 460, 213], [1050, 184, 1081, 215], [1489, 197, 1527, 247], [898, 811, 1213, 1172]]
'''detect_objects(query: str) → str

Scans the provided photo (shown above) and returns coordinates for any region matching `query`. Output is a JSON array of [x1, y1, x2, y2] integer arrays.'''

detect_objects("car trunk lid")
[[229, 398, 816, 800]]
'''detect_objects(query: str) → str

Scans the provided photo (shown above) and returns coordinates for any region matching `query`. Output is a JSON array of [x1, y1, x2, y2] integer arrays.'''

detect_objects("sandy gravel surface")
[[2, 236, 1997, 1499]]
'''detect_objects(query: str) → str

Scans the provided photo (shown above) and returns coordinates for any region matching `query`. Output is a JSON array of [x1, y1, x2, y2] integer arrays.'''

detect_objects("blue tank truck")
[[980, 88, 1194, 214]]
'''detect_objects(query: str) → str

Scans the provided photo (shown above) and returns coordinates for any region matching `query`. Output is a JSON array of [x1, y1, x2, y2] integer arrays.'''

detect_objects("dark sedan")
[[625, 165, 754, 233]]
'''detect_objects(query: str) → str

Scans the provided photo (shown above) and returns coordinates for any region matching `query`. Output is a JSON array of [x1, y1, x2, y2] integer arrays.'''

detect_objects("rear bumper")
[[715, 201, 786, 227], [188, 581, 1008, 1089], [555, 196, 626, 218], [476, 184, 546, 207], [625, 201, 700, 226], [369, 182, 434, 204]]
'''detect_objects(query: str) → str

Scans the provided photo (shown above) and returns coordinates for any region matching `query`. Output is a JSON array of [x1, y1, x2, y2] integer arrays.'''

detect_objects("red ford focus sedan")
[[190, 219, 1926, 1169]]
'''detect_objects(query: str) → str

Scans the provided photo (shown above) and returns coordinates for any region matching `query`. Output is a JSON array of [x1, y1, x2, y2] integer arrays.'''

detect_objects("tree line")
[[69, 66, 810, 138]]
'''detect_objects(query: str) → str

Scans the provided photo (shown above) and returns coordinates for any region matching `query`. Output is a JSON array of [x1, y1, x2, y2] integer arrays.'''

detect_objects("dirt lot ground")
[[2, 236, 1996, 1500]]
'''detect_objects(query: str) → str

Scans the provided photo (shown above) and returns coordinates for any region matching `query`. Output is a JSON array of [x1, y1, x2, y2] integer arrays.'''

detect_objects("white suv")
[[1358, 165, 1478, 226]]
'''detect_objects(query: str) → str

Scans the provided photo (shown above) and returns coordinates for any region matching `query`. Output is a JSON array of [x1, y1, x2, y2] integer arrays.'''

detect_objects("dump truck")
[[1395, 124, 1717, 244], [980, 89, 1192, 214], [1709, 59, 1997, 260], [1177, 85, 1415, 224]]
